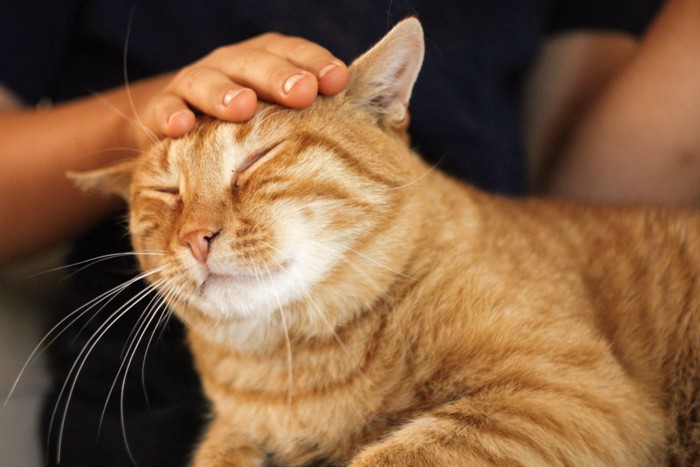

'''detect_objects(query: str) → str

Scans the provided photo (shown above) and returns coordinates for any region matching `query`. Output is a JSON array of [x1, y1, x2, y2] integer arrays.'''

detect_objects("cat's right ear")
[[67, 160, 136, 201], [345, 17, 425, 129]]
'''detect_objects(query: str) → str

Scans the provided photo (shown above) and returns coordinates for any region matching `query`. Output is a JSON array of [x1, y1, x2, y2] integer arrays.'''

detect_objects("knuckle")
[[177, 65, 210, 91], [209, 44, 234, 61], [236, 48, 268, 75], [257, 31, 284, 43], [150, 96, 173, 123]]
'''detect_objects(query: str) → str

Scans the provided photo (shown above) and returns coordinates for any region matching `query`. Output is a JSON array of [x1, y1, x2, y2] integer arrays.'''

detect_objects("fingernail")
[[223, 89, 244, 107], [318, 62, 341, 80], [167, 109, 188, 127], [283, 73, 308, 95]]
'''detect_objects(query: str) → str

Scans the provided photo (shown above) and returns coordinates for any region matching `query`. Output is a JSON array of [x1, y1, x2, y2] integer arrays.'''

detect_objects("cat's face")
[[74, 18, 425, 345], [129, 105, 413, 325]]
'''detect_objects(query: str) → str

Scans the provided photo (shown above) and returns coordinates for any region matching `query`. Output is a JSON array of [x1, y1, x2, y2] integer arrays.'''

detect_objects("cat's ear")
[[67, 160, 136, 201], [345, 17, 424, 128]]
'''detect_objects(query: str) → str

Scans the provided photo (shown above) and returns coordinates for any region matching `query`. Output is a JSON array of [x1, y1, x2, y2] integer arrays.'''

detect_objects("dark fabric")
[[547, 0, 665, 36], [0, 1, 663, 465]]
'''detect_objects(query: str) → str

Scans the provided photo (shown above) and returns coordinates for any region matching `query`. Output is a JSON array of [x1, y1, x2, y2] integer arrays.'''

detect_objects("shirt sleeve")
[[546, 0, 665, 36], [0, 0, 82, 104]]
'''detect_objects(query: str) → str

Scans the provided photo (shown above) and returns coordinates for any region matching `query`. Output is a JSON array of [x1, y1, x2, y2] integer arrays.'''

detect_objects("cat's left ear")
[[345, 17, 425, 129], [67, 160, 136, 201]]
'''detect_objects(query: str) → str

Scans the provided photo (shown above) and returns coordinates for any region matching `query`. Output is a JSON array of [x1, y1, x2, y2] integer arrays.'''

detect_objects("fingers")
[[147, 68, 258, 139], [207, 33, 349, 109], [251, 33, 349, 96], [170, 65, 258, 120], [204, 47, 318, 109], [317, 60, 349, 95], [140, 32, 349, 142]]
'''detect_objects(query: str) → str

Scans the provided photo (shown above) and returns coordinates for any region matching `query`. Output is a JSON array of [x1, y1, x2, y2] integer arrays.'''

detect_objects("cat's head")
[[73, 18, 426, 346]]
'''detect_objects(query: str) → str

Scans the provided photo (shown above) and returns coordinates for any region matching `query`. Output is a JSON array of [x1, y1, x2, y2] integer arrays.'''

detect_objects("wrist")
[[109, 73, 173, 153]]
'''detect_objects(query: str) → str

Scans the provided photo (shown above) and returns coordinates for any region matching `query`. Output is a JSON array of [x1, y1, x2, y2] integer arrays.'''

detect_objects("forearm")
[[0, 76, 170, 263], [523, 32, 637, 188], [0, 32, 348, 263], [544, 0, 700, 205]]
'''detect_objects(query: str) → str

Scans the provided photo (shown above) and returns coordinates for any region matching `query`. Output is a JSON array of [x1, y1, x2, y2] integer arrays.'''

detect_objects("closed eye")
[[234, 141, 283, 187], [140, 186, 181, 204], [151, 187, 179, 195]]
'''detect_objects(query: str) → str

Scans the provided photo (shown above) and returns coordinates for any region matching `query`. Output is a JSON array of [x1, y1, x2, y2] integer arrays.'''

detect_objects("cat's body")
[[77, 19, 700, 466]]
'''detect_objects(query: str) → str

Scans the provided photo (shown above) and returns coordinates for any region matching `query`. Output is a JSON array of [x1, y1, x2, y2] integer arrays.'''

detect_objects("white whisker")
[[151, 280, 187, 348], [122, 9, 157, 148], [263, 263, 294, 413], [70, 264, 170, 345], [137, 280, 185, 398], [46, 263, 170, 464], [118, 282, 172, 463], [68, 251, 163, 277], [26, 251, 164, 278], [98, 277, 169, 431], [4, 264, 169, 410], [386, 160, 439, 191], [90, 91, 157, 148], [56, 283, 161, 463], [306, 238, 414, 281]]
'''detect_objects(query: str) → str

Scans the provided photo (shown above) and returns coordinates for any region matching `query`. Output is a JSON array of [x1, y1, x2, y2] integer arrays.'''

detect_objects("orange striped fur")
[[75, 18, 700, 466]]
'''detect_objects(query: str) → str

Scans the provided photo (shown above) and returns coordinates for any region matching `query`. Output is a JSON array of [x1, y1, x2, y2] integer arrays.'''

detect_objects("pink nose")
[[180, 228, 220, 263]]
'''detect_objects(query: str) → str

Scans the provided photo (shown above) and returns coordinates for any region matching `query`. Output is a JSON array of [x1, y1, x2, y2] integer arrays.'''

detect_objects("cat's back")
[[412, 179, 700, 463]]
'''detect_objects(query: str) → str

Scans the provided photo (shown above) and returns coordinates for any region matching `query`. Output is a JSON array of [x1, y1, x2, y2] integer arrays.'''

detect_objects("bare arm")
[[534, 0, 700, 205], [522, 32, 638, 189], [0, 33, 349, 264]]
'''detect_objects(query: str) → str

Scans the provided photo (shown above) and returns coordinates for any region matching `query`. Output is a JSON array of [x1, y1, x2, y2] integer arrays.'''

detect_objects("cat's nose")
[[180, 227, 220, 263]]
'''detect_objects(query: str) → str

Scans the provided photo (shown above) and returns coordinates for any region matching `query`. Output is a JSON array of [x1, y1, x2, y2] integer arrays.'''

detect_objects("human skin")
[[0, 33, 349, 263], [539, 0, 700, 206]]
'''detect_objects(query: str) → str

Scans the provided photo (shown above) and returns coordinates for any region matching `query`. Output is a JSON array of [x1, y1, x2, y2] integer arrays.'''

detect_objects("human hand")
[[130, 32, 349, 147]]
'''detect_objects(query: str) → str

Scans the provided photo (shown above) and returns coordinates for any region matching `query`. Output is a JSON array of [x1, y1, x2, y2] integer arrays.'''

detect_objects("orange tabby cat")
[[74, 18, 700, 466]]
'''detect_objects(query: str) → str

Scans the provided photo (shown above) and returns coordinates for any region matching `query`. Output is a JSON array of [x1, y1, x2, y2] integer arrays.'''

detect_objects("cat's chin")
[[186, 261, 305, 321]]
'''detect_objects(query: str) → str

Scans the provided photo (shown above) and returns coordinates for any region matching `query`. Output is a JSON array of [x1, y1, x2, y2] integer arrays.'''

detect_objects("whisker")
[[119, 275, 171, 360], [138, 280, 185, 400], [4, 264, 169, 409], [122, 8, 158, 148], [55, 282, 162, 464], [303, 298, 372, 420], [90, 90, 158, 148], [263, 263, 294, 413], [385, 159, 440, 191], [256, 249, 372, 420], [118, 282, 172, 463], [71, 264, 171, 346], [307, 238, 414, 281], [55, 280, 160, 442], [99, 277, 170, 431], [26, 251, 165, 278], [47, 264, 170, 464], [151, 280, 188, 348]]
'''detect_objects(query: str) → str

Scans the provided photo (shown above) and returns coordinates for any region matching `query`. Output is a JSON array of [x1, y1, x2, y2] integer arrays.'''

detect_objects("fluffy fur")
[[76, 18, 700, 466]]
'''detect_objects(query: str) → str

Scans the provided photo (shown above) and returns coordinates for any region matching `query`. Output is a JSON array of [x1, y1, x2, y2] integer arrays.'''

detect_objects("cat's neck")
[[183, 267, 412, 356]]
